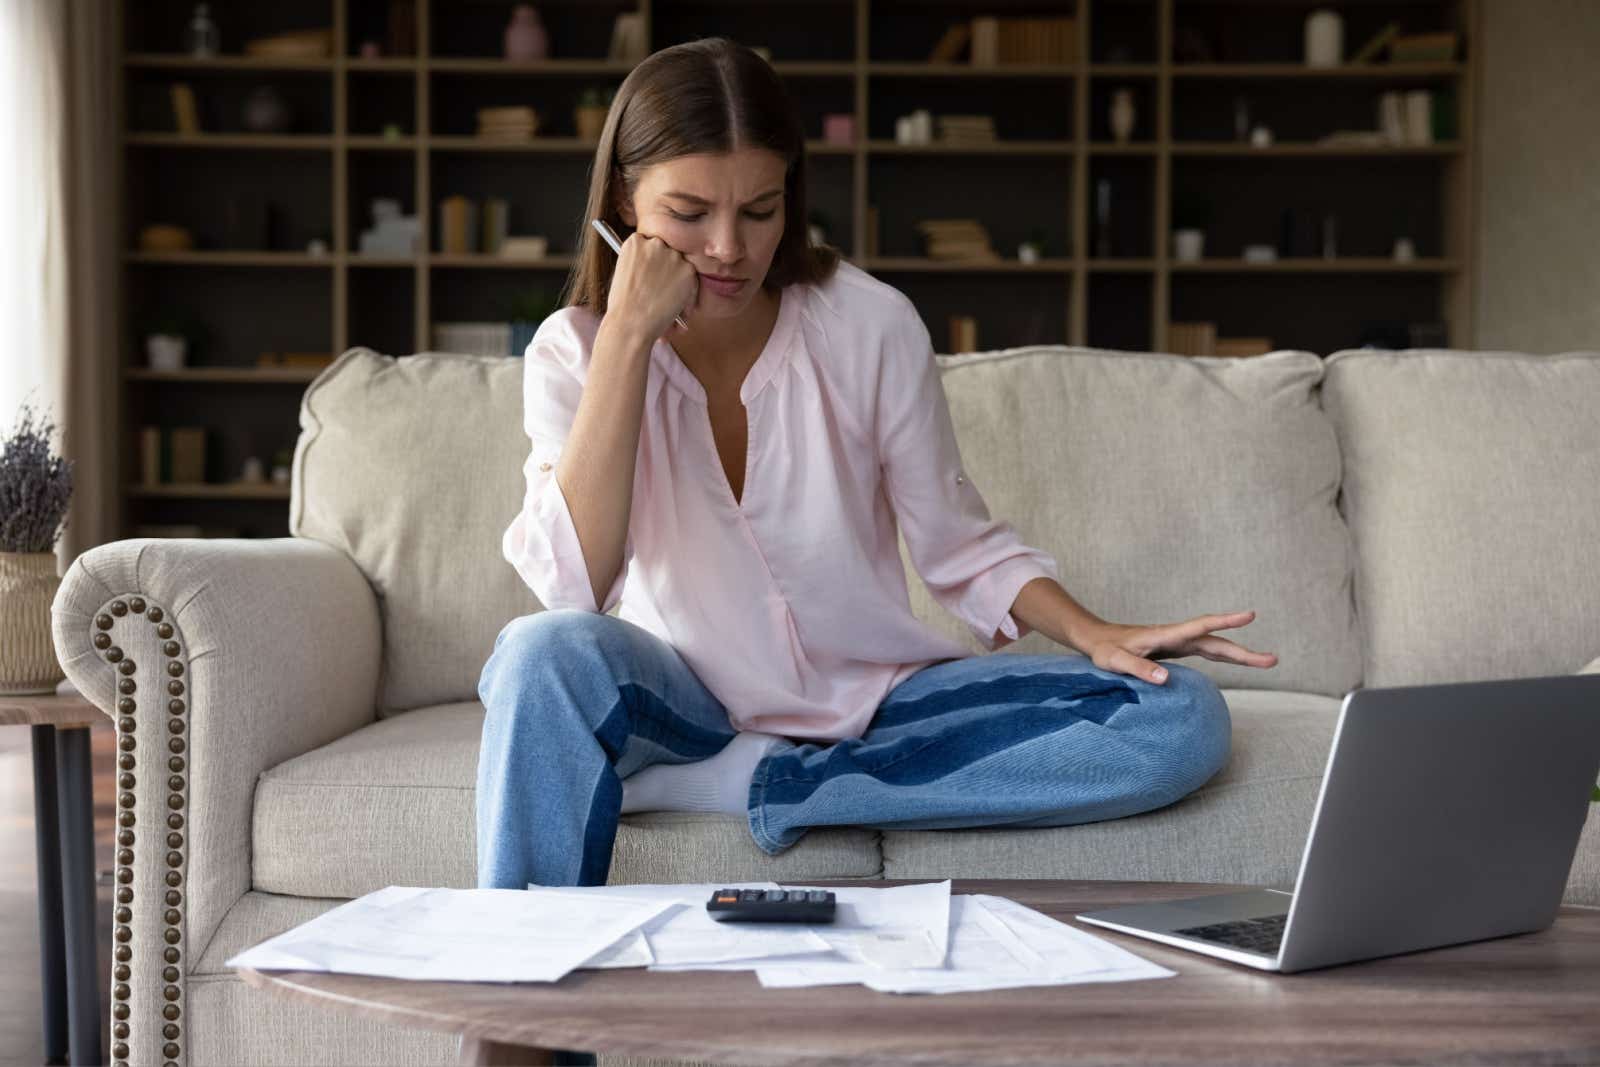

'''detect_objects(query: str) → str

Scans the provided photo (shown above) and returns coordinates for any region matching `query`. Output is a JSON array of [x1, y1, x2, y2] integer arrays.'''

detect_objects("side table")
[[2, 690, 105, 1067]]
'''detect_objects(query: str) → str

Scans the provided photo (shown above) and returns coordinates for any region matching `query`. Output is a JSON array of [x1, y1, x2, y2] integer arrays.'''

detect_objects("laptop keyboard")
[[1172, 913, 1288, 955]]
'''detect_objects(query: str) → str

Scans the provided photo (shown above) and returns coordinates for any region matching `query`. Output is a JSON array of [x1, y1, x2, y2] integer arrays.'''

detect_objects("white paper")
[[755, 893, 1176, 994], [532, 882, 833, 968], [226, 886, 677, 983]]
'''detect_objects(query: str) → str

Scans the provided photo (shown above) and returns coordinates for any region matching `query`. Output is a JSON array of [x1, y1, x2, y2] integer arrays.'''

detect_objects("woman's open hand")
[[1080, 610, 1278, 685]]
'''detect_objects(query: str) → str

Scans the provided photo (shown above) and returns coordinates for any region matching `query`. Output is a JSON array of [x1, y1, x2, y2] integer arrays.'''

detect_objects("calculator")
[[706, 887, 836, 923]]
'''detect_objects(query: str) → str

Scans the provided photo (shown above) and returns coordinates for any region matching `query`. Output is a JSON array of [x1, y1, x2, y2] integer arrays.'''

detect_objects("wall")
[[1474, 1, 1600, 352]]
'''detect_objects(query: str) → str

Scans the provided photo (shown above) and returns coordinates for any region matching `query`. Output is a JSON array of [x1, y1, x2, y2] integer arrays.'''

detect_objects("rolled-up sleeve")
[[502, 315, 631, 615], [876, 296, 1060, 651]]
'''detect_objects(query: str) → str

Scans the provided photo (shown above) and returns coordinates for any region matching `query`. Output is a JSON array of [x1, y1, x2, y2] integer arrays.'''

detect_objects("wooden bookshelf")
[[118, 0, 1478, 538]]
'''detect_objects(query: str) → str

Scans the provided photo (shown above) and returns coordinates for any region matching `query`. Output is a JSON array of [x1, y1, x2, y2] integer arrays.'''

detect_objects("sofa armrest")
[[51, 536, 380, 1064]]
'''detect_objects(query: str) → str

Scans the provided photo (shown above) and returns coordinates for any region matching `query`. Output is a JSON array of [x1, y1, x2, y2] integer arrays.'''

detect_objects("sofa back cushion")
[[295, 342, 1360, 713], [1321, 348, 1600, 687], [901, 346, 1360, 698], [292, 348, 539, 714]]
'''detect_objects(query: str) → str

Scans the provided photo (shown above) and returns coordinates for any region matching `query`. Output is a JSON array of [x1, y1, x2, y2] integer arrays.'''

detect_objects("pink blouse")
[[503, 259, 1060, 742]]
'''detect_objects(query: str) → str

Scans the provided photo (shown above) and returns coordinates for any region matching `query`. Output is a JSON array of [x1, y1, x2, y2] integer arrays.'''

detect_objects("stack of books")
[[970, 16, 1077, 66], [1215, 338, 1273, 357], [139, 426, 206, 485], [916, 219, 1000, 261], [1167, 322, 1217, 357], [937, 115, 997, 145], [433, 322, 513, 357], [476, 106, 538, 141], [947, 315, 978, 353]]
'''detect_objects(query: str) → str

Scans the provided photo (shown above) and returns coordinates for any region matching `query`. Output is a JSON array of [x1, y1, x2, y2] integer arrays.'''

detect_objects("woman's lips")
[[699, 274, 747, 297]]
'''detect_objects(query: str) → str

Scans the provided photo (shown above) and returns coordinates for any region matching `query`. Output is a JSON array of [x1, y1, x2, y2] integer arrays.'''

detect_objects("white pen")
[[590, 217, 690, 331]]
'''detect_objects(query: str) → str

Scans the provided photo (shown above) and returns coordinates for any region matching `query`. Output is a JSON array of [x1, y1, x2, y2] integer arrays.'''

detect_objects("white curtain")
[[0, 0, 64, 428], [0, 0, 118, 570]]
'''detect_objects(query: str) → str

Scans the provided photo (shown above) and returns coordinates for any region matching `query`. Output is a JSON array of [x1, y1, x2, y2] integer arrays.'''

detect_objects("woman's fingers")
[[1187, 609, 1255, 636], [1092, 643, 1169, 685], [1187, 633, 1278, 667]]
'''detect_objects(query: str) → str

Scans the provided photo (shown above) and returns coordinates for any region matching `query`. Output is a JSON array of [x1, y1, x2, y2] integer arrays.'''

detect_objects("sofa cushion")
[[251, 703, 883, 898], [291, 348, 541, 714], [878, 689, 1341, 889], [909, 346, 1359, 698], [1322, 348, 1600, 687]]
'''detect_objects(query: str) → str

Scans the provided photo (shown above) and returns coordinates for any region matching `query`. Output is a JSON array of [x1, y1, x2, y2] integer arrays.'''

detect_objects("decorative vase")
[[147, 334, 188, 371], [1109, 89, 1136, 143], [0, 552, 65, 696], [504, 5, 549, 62], [243, 86, 290, 133], [1304, 9, 1343, 68], [1173, 228, 1205, 262]]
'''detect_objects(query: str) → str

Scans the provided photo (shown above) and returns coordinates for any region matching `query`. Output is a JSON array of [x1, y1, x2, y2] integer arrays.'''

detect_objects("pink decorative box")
[[823, 114, 855, 146]]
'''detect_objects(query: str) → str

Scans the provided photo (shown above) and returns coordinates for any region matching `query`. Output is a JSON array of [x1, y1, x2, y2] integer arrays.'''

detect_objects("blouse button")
[[955, 472, 966, 485], [538, 462, 552, 472]]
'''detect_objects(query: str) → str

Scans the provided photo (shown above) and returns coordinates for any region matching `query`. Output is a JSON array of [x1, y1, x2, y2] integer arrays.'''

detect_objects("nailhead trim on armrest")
[[93, 594, 189, 1067]]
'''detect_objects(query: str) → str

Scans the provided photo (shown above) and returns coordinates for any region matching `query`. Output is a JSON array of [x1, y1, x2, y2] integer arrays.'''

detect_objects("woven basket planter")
[[0, 551, 65, 695]]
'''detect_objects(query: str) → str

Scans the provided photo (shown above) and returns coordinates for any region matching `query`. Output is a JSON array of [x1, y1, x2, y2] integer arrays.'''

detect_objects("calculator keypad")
[[708, 887, 836, 923]]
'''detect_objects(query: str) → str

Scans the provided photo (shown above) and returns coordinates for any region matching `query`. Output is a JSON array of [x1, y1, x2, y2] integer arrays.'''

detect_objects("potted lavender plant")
[[0, 401, 74, 694]]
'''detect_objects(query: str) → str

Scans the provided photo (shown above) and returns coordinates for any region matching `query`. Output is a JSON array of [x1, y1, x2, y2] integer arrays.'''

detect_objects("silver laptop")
[[1076, 673, 1600, 973]]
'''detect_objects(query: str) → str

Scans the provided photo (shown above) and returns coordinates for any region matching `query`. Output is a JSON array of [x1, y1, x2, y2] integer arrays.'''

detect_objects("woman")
[[477, 37, 1278, 892]]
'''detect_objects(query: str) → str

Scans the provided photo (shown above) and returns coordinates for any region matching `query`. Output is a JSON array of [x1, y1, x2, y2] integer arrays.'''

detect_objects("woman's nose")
[[706, 217, 743, 261]]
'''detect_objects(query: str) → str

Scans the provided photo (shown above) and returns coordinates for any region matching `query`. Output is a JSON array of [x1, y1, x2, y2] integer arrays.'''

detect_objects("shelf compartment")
[[1169, 271, 1447, 353]]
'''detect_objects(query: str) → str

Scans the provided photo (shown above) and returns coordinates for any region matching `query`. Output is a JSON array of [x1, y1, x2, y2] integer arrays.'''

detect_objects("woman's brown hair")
[[560, 36, 842, 319]]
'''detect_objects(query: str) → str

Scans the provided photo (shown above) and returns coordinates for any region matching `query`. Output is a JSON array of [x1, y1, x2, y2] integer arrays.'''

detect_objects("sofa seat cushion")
[[880, 689, 1341, 889], [251, 703, 883, 898]]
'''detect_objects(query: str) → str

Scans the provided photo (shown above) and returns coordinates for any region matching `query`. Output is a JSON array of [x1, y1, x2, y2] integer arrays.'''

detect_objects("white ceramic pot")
[[0, 551, 65, 695], [146, 334, 188, 371], [1305, 9, 1343, 67], [1173, 229, 1205, 262]]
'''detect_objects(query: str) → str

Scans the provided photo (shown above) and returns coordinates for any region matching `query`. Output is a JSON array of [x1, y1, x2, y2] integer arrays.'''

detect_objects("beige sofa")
[[52, 341, 1600, 1067]]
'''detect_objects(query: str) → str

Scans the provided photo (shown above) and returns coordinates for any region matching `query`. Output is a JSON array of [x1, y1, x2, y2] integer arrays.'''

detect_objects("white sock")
[[619, 731, 787, 815]]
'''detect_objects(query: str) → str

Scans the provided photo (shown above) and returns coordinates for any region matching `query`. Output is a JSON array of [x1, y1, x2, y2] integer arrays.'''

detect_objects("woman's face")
[[616, 147, 788, 322]]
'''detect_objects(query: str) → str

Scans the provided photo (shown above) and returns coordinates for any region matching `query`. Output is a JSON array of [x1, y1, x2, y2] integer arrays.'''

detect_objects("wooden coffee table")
[[239, 877, 1600, 1066]]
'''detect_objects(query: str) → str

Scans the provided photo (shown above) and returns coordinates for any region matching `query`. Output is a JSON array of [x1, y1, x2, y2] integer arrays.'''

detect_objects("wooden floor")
[[2, 718, 115, 1066]]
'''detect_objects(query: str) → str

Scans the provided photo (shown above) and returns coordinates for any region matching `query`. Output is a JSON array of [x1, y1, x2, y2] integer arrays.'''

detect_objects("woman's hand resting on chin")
[[1079, 610, 1278, 685]]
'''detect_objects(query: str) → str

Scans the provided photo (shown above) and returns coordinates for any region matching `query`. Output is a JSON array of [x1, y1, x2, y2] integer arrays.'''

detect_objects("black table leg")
[[31, 724, 69, 1066], [55, 726, 102, 1067]]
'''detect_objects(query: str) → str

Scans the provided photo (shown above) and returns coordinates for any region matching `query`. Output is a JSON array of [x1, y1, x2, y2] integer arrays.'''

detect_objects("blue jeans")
[[477, 608, 1232, 890]]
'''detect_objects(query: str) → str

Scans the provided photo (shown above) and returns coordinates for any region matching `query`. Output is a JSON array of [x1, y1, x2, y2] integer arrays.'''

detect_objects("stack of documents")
[[227, 880, 1174, 994]]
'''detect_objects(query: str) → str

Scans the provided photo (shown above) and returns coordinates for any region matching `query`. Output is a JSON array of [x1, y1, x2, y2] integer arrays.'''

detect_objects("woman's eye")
[[667, 210, 778, 222]]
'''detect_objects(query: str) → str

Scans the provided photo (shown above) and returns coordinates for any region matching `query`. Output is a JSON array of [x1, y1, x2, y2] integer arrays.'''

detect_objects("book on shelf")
[[937, 115, 997, 144], [139, 426, 165, 486], [917, 218, 998, 260], [928, 22, 971, 62], [433, 322, 513, 357], [1350, 22, 1401, 64], [1389, 31, 1458, 62], [1167, 322, 1217, 357], [169, 83, 199, 134], [439, 195, 477, 254], [947, 314, 978, 353], [476, 105, 538, 140], [170, 427, 206, 484], [482, 198, 509, 255], [972, 15, 1077, 65], [1214, 337, 1274, 357]]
